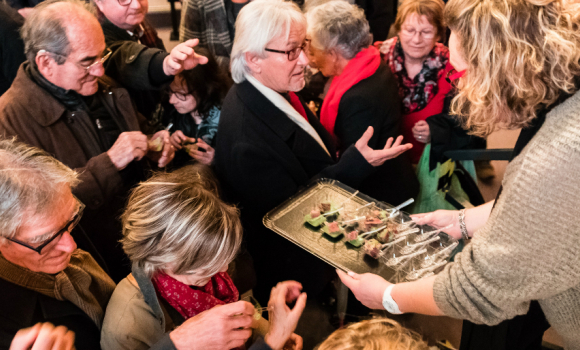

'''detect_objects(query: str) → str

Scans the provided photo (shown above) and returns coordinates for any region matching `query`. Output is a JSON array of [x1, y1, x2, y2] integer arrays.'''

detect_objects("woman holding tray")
[[338, 0, 580, 348]]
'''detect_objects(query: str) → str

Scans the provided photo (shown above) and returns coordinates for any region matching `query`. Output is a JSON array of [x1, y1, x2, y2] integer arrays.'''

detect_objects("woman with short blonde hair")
[[102, 164, 305, 350], [340, 0, 580, 348]]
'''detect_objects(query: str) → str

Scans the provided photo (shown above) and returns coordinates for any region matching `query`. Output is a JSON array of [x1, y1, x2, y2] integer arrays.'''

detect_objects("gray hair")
[[21, 0, 96, 66], [230, 0, 306, 83], [306, 1, 372, 59], [121, 164, 243, 278], [0, 138, 80, 239]]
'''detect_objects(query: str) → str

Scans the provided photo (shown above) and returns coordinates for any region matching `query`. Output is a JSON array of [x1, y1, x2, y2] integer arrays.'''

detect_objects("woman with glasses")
[[375, 0, 486, 214], [163, 48, 232, 167], [305, 1, 419, 206], [375, 0, 452, 164]]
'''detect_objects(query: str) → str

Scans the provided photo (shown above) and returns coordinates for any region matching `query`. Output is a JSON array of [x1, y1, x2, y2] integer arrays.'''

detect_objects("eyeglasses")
[[168, 89, 188, 101], [400, 28, 436, 40], [83, 48, 113, 71], [265, 39, 310, 61], [117, 0, 135, 6], [39, 48, 112, 71], [6, 200, 85, 254]]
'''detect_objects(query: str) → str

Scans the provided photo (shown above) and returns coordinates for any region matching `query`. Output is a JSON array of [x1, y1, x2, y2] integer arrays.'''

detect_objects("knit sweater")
[[433, 89, 580, 349]]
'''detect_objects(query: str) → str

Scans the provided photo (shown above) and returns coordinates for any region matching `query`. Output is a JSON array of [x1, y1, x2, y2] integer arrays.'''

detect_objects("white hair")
[[306, 1, 371, 59], [0, 138, 79, 239], [230, 0, 306, 83]]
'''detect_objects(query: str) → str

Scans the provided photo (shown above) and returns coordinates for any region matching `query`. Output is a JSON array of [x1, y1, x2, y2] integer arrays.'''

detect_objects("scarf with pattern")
[[379, 36, 449, 114]]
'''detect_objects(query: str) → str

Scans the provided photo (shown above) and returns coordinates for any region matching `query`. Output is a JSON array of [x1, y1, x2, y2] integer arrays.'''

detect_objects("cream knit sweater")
[[433, 90, 580, 349]]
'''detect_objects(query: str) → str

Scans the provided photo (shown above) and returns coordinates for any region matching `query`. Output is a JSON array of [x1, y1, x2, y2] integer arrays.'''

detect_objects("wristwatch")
[[382, 284, 402, 314]]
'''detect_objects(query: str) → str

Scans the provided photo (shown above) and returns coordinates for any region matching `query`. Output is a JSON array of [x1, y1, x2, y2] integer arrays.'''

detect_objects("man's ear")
[[35, 51, 54, 79], [245, 51, 262, 75]]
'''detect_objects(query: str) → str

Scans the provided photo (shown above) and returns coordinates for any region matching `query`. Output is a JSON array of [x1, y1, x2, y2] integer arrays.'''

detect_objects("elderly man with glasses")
[[94, 0, 208, 121], [0, 0, 178, 282], [0, 138, 116, 350], [214, 0, 412, 305]]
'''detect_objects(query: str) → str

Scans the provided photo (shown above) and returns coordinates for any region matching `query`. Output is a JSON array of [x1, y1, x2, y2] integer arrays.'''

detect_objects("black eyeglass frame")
[[6, 200, 85, 254], [264, 39, 310, 61], [168, 89, 189, 102]]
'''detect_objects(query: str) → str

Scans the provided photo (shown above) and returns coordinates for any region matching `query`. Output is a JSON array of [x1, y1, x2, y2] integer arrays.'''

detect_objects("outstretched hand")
[[163, 39, 209, 76], [355, 127, 412, 167], [265, 281, 307, 350], [336, 269, 389, 310]]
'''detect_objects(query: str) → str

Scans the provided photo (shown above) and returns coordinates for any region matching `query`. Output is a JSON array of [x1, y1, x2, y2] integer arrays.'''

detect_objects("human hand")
[[355, 127, 413, 167], [147, 130, 175, 168], [107, 131, 148, 170], [163, 39, 209, 76], [410, 210, 461, 239], [336, 270, 389, 310], [189, 138, 215, 165], [9, 323, 75, 350], [281, 333, 303, 350], [265, 281, 307, 350], [169, 130, 196, 150], [412, 120, 431, 143], [170, 301, 256, 350]]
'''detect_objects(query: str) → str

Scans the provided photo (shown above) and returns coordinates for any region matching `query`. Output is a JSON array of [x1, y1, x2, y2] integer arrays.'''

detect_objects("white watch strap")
[[382, 284, 403, 314]]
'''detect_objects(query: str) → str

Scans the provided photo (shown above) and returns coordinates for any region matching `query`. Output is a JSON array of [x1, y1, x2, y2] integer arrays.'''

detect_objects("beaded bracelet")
[[458, 209, 469, 240]]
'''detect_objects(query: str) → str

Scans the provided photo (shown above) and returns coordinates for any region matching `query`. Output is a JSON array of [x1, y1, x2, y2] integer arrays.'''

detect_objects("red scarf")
[[152, 271, 239, 320], [320, 46, 381, 139]]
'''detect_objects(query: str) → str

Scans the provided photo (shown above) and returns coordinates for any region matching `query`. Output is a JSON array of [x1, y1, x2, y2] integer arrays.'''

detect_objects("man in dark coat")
[[0, 0, 176, 282], [214, 0, 412, 302], [0, 138, 116, 350], [94, 0, 208, 121]]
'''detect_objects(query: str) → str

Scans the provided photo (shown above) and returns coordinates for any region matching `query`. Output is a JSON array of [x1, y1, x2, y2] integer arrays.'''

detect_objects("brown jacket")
[[0, 65, 149, 281]]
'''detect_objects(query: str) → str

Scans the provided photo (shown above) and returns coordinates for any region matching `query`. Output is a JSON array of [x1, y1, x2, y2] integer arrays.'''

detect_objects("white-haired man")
[[0, 0, 186, 282], [214, 0, 412, 302]]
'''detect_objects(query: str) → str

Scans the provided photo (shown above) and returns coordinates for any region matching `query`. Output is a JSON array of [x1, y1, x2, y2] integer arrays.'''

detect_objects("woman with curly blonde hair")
[[318, 318, 428, 350], [339, 0, 580, 348]]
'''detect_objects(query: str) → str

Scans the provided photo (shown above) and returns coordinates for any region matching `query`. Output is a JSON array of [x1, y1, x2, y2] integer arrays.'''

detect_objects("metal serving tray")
[[263, 179, 457, 283]]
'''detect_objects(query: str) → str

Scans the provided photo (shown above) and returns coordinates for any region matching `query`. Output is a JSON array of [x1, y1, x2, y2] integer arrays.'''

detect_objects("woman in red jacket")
[[375, 0, 452, 164]]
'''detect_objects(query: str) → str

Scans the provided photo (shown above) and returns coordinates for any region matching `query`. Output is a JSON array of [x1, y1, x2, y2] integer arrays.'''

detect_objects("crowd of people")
[[0, 0, 579, 349]]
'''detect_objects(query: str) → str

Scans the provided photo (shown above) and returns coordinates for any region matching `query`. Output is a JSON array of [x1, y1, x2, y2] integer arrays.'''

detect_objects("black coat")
[[0, 3, 24, 96], [214, 81, 374, 301], [101, 19, 169, 122], [0, 278, 101, 350], [334, 62, 419, 206]]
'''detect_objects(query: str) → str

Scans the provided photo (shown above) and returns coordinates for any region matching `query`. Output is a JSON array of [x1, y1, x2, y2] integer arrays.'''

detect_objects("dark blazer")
[[334, 62, 419, 206], [214, 81, 374, 300], [101, 19, 169, 121], [0, 277, 101, 350]]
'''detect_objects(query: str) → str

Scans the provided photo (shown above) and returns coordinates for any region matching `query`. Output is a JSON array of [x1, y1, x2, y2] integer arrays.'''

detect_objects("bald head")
[[21, 0, 101, 66]]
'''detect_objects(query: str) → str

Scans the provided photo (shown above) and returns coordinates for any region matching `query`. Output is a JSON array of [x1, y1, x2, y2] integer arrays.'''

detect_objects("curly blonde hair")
[[317, 318, 429, 350], [445, 0, 580, 137]]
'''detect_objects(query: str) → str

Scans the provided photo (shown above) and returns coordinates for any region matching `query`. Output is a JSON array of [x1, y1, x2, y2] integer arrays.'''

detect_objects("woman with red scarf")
[[375, 0, 453, 164], [306, 1, 419, 206], [101, 164, 305, 350]]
